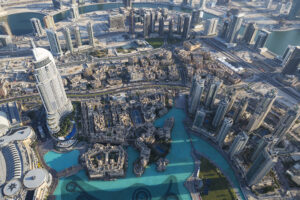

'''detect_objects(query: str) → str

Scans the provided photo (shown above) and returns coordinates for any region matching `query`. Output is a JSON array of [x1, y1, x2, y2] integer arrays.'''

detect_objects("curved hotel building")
[[32, 47, 73, 134]]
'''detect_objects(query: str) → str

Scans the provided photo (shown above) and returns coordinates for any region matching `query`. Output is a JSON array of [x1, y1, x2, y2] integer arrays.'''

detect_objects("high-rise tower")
[[144, 13, 151, 38], [129, 9, 135, 35], [251, 137, 269, 162], [216, 117, 233, 147], [177, 15, 183, 34], [204, 77, 222, 108], [182, 15, 191, 40], [32, 47, 73, 134], [30, 18, 44, 37], [168, 19, 173, 39], [246, 148, 276, 186], [233, 97, 248, 123], [46, 29, 62, 56], [74, 26, 82, 47], [212, 98, 229, 128], [193, 109, 206, 131], [226, 88, 237, 113], [159, 16, 164, 37], [272, 106, 299, 145], [228, 131, 249, 159], [243, 22, 258, 45], [254, 29, 270, 49], [87, 22, 95, 47], [246, 89, 277, 132], [225, 13, 243, 43], [281, 46, 300, 75], [188, 76, 205, 114], [204, 18, 219, 36], [62, 27, 74, 53]]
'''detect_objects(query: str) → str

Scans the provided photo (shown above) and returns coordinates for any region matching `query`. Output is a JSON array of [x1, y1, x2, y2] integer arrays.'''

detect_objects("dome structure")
[[3, 179, 21, 197], [23, 168, 49, 190], [0, 111, 10, 137]]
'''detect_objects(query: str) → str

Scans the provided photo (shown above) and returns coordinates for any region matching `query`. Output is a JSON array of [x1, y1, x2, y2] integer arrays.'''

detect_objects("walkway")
[[56, 165, 83, 178]]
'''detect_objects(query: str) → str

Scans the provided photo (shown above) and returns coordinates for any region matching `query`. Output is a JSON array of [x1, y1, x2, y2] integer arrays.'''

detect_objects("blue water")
[[44, 150, 80, 172], [45, 108, 245, 200], [64, 123, 77, 140], [4, 12, 45, 36]]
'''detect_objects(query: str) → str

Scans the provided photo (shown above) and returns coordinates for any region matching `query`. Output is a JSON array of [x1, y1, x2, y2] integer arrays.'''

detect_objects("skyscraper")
[[74, 26, 82, 47], [191, 9, 201, 27], [233, 97, 248, 123], [182, 15, 191, 40], [288, 0, 300, 19], [70, 5, 79, 19], [254, 30, 270, 49], [226, 88, 237, 113], [43, 15, 56, 29], [204, 18, 219, 36], [225, 13, 243, 43], [30, 18, 44, 37], [168, 19, 173, 39], [129, 9, 135, 35], [52, 0, 62, 9], [123, 0, 132, 8], [229, 131, 249, 159], [32, 47, 73, 134], [188, 76, 205, 114], [251, 137, 269, 162], [144, 13, 151, 38], [216, 117, 233, 147], [46, 29, 62, 56], [204, 77, 222, 108], [212, 98, 229, 128], [246, 89, 277, 132], [62, 27, 73, 53], [281, 46, 300, 75], [243, 22, 258, 45], [150, 11, 155, 33], [220, 20, 229, 39], [272, 106, 299, 145], [193, 109, 206, 131], [159, 16, 164, 37], [246, 148, 276, 186], [199, 0, 206, 9], [177, 14, 183, 35], [266, 0, 273, 9], [87, 22, 95, 47]]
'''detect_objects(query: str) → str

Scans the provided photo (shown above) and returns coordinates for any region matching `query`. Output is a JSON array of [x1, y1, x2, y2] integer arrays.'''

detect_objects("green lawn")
[[199, 157, 237, 200], [146, 38, 164, 48]]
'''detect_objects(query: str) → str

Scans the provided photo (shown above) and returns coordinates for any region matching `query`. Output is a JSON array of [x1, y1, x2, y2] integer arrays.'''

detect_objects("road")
[[203, 38, 300, 102], [0, 82, 189, 104]]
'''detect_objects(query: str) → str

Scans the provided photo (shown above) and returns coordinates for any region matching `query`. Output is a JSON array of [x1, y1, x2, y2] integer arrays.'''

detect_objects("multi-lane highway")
[[0, 82, 189, 104]]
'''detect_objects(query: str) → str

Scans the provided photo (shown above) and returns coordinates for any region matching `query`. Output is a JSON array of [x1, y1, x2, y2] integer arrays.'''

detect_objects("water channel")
[[44, 108, 245, 200]]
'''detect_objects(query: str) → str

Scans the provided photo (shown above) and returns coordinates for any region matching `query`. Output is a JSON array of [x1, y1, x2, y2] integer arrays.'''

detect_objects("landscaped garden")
[[198, 157, 238, 200]]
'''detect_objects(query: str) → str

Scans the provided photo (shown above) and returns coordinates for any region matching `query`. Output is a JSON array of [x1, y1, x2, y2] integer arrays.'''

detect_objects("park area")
[[146, 38, 164, 48], [199, 157, 237, 200]]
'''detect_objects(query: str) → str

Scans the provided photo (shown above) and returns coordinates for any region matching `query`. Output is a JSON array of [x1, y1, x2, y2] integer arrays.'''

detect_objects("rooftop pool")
[[44, 108, 245, 200]]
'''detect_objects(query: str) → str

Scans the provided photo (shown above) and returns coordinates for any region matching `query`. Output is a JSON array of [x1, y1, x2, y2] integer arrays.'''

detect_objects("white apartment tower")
[[32, 47, 73, 134]]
